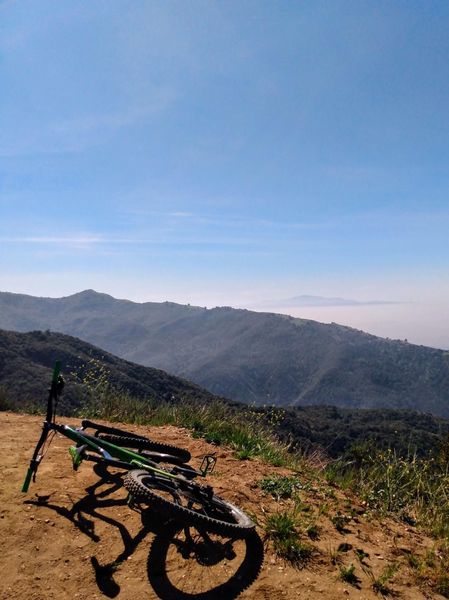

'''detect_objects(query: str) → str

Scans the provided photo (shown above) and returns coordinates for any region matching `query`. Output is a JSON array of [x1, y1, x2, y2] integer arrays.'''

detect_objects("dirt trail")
[[0, 412, 443, 599]]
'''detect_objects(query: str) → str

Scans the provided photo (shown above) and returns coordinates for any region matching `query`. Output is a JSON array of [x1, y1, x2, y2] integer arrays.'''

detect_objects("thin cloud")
[[168, 211, 195, 218], [0, 91, 176, 158], [0, 233, 270, 248], [1, 236, 103, 244], [119, 206, 344, 231], [52, 93, 176, 135], [255, 295, 407, 309]]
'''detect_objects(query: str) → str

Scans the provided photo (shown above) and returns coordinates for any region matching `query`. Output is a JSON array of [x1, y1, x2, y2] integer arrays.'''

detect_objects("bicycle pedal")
[[68, 445, 85, 470], [200, 454, 217, 476]]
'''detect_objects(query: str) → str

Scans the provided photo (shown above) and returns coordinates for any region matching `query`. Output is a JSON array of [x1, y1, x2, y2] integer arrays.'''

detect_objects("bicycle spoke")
[[154, 526, 248, 596]]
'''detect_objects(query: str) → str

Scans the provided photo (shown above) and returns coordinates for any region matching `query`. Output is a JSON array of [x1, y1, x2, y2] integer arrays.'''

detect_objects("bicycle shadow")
[[25, 464, 264, 599]]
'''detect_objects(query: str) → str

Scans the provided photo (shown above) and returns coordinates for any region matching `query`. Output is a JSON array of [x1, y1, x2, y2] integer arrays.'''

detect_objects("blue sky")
[[1, 1, 449, 347]]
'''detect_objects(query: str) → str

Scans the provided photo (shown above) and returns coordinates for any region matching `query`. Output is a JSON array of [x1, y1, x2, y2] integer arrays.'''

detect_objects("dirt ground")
[[0, 412, 443, 599]]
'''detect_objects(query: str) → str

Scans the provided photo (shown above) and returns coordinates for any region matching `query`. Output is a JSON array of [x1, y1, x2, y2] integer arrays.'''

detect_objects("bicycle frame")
[[22, 362, 215, 493]]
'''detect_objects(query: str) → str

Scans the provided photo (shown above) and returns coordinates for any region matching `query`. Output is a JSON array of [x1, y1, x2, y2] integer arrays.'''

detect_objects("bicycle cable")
[[52, 375, 64, 423], [40, 430, 57, 460]]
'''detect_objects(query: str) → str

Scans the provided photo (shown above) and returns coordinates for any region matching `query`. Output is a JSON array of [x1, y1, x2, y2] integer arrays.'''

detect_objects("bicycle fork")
[[22, 421, 51, 493]]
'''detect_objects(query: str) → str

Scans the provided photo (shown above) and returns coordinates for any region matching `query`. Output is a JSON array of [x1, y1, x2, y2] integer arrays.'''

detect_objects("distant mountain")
[[1, 289, 449, 417], [254, 294, 401, 308], [0, 329, 220, 413]]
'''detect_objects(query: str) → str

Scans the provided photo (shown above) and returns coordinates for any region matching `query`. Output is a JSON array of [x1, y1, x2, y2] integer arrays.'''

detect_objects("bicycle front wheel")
[[148, 522, 264, 599], [124, 469, 255, 538]]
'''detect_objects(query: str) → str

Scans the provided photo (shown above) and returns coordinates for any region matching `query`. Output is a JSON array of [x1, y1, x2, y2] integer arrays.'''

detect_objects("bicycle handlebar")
[[52, 360, 61, 384]]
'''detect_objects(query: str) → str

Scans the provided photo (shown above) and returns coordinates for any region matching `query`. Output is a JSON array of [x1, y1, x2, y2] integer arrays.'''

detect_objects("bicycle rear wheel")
[[124, 470, 255, 537], [97, 434, 191, 464]]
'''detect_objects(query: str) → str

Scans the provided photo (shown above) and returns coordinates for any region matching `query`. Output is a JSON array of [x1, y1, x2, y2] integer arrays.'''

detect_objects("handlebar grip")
[[22, 467, 34, 493], [52, 360, 61, 384]]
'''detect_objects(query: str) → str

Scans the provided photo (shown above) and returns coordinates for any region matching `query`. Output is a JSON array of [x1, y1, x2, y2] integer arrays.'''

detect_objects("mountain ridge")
[[1, 289, 448, 416]]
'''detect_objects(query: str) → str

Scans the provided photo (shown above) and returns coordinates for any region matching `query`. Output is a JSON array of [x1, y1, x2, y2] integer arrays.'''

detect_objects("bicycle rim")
[[148, 522, 264, 599], [124, 470, 255, 537]]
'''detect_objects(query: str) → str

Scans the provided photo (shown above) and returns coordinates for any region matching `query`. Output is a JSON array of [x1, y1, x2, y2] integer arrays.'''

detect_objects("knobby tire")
[[124, 469, 255, 537], [97, 434, 191, 463]]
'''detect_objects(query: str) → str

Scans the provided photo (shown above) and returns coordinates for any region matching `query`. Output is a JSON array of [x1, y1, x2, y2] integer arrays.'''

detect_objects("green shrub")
[[339, 563, 360, 586], [0, 387, 12, 411], [331, 511, 351, 533], [370, 562, 399, 595], [265, 511, 313, 567], [259, 475, 303, 500]]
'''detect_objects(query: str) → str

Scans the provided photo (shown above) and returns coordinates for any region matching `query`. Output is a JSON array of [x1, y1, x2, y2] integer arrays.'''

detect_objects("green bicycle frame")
[[58, 424, 181, 479], [22, 362, 186, 493]]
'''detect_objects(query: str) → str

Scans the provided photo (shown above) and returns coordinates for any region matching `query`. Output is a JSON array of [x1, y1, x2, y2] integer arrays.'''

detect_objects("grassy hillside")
[[1, 289, 449, 416], [0, 329, 220, 414], [1, 328, 448, 459]]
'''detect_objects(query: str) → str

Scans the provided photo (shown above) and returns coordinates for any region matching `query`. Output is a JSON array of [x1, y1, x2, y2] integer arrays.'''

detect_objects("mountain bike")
[[22, 362, 255, 538]]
